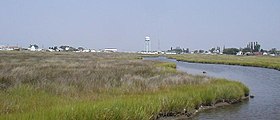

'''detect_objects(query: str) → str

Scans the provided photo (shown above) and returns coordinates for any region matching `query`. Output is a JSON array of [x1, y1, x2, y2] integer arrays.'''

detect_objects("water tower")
[[145, 36, 151, 53]]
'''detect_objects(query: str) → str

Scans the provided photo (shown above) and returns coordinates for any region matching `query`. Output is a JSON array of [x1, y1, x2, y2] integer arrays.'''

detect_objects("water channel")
[[144, 57, 280, 120]]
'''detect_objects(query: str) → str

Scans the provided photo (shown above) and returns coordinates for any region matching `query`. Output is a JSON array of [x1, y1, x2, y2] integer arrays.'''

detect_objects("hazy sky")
[[0, 0, 279, 51]]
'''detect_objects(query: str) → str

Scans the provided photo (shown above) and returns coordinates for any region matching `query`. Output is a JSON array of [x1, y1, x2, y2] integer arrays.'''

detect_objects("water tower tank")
[[145, 36, 150, 41]]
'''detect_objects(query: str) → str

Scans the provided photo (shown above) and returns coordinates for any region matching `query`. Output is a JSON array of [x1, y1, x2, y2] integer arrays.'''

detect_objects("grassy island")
[[167, 54, 280, 71], [0, 52, 249, 120]]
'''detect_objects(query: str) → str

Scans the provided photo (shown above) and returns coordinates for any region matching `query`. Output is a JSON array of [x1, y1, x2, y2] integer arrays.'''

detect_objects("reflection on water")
[[144, 57, 280, 120]]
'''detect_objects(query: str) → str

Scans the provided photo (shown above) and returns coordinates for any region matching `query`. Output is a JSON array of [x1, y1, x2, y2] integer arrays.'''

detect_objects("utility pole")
[[158, 39, 160, 52]]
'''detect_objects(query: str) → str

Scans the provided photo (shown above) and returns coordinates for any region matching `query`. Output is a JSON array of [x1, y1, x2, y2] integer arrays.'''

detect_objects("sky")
[[0, 0, 279, 51]]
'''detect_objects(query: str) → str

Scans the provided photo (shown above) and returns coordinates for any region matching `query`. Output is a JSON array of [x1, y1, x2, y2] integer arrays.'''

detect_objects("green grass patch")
[[155, 62, 177, 73], [0, 79, 248, 120]]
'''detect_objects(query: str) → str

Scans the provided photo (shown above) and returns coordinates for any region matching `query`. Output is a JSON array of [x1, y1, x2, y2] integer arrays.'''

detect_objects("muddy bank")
[[156, 96, 250, 120]]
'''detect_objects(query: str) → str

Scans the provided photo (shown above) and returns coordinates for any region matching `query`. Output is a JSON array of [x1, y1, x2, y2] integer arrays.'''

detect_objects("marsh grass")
[[167, 54, 280, 70], [0, 51, 249, 119]]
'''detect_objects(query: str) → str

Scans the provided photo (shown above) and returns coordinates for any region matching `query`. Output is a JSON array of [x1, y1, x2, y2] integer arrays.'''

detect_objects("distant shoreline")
[[167, 54, 280, 71]]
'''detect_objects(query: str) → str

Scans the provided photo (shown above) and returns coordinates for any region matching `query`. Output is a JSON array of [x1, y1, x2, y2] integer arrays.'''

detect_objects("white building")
[[90, 49, 96, 52], [28, 44, 40, 51], [236, 51, 243, 56], [0, 46, 20, 51], [104, 48, 118, 52], [263, 52, 268, 55], [165, 52, 177, 55], [65, 46, 70, 51], [82, 49, 90, 52]]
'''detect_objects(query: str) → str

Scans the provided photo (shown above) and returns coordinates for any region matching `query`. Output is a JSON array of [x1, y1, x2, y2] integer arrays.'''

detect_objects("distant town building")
[[90, 49, 96, 52], [77, 47, 85, 52], [0, 45, 3, 50], [263, 52, 268, 55], [236, 51, 243, 56], [166, 46, 189, 54], [0, 45, 20, 51], [104, 48, 118, 52], [59, 46, 76, 51], [165, 51, 177, 54], [82, 49, 90, 52], [28, 44, 40, 51]]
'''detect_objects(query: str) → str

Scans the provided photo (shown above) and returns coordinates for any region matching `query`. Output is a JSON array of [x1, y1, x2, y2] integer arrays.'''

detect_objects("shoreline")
[[169, 57, 280, 71], [157, 96, 250, 120]]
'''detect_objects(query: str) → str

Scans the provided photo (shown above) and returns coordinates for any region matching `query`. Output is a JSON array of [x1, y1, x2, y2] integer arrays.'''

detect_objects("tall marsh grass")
[[0, 51, 249, 119]]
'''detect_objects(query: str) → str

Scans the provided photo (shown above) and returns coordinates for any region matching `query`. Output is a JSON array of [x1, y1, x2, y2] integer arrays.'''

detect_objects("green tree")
[[223, 48, 240, 55], [174, 49, 183, 54], [253, 44, 261, 52], [269, 48, 277, 54], [199, 50, 204, 53], [183, 48, 189, 53], [242, 48, 251, 53], [209, 48, 215, 53], [186, 48, 189, 53]]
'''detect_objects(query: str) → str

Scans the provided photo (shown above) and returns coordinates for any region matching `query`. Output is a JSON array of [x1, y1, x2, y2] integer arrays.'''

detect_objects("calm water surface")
[[144, 57, 280, 120]]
